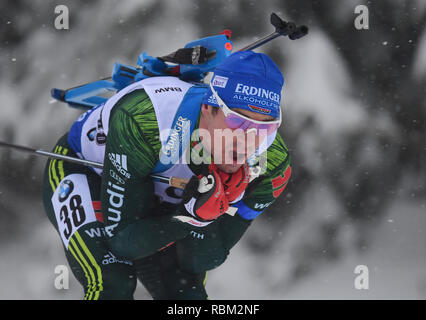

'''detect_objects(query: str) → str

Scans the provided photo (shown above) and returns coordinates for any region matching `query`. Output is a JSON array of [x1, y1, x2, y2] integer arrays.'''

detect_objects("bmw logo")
[[58, 179, 74, 203], [87, 127, 97, 142]]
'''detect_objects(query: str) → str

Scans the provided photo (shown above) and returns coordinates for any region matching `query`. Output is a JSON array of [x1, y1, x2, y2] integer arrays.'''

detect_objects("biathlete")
[[42, 50, 291, 299]]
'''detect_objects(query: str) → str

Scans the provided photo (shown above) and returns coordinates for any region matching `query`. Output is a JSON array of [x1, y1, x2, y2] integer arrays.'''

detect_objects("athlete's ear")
[[201, 104, 218, 118], [201, 104, 212, 117]]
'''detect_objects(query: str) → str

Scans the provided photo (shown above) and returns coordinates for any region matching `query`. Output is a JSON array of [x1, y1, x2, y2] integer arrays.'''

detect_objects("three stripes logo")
[[108, 153, 131, 179]]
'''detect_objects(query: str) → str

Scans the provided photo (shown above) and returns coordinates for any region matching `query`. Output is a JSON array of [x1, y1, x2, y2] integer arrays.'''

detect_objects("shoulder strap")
[[152, 85, 208, 173]]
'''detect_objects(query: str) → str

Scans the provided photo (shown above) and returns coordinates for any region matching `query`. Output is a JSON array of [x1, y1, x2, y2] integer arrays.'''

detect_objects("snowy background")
[[0, 0, 425, 299]]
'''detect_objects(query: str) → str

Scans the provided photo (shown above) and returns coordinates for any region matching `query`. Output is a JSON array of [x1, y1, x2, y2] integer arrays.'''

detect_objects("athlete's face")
[[199, 104, 273, 173]]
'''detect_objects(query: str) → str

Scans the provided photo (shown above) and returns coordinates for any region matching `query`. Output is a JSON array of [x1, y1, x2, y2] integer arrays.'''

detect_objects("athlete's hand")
[[175, 163, 229, 227], [217, 163, 251, 203]]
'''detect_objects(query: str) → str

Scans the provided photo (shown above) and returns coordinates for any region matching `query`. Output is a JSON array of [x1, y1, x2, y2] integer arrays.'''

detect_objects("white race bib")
[[51, 174, 97, 249]]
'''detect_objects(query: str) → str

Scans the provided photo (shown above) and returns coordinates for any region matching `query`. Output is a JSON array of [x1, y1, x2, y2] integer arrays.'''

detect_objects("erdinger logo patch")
[[248, 105, 271, 114], [212, 75, 228, 88]]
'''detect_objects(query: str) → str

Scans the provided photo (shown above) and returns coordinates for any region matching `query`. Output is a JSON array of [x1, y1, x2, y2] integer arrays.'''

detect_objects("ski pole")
[[237, 12, 308, 52], [0, 140, 104, 169], [0, 140, 239, 215], [0, 140, 187, 187]]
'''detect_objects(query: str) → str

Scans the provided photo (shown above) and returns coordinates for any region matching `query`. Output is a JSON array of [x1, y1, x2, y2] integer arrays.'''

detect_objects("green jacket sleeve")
[[176, 133, 291, 273], [100, 90, 192, 260], [176, 213, 252, 273], [233, 132, 291, 220]]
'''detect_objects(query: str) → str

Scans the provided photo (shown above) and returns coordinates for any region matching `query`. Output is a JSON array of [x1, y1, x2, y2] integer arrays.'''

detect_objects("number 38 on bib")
[[51, 174, 98, 249]]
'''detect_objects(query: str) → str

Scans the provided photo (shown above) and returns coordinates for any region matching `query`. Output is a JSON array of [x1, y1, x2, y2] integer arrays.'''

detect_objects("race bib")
[[51, 174, 97, 249]]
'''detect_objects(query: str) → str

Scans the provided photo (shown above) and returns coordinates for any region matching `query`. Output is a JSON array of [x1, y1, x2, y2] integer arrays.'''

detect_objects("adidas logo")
[[108, 153, 131, 179], [102, 251, 133, 266]]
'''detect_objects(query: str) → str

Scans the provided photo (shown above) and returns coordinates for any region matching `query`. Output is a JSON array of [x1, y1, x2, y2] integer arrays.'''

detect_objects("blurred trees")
[[277, 0, 426, 225]]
